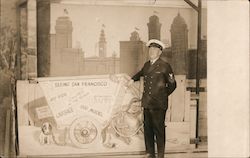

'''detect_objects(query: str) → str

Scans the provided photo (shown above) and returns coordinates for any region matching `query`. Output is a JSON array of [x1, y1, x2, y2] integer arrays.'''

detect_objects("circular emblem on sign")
[[69, 117, 99, 148], [73, 121, 97, 144]]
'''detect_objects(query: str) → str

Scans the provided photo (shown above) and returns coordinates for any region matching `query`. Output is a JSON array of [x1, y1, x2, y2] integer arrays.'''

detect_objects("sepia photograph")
[[0, 0, 249, 158]]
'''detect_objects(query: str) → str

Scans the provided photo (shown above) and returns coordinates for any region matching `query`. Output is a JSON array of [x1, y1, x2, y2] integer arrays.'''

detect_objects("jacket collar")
[[146, 58, 161, 74], [150, 57, 159, 65]]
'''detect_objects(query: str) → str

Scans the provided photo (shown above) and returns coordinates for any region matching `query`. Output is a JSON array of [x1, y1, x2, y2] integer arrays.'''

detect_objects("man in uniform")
[[129, 39, 177, 158]]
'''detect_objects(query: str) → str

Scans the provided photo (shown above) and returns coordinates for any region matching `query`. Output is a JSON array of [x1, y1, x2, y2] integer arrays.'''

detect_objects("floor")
[[96, 147, 208, 158], [22, 145, 208, 158], [99, 152, 208, 158], [21, 152, 207, 158]]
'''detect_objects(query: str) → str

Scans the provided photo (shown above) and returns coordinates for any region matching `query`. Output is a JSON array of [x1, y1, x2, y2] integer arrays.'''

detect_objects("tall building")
[[187, 37, 207, 79], [120, 31, 147, 77], [83, 29, 119, 75], [50, 16, 84, 76], [160, 47, 172, 64], [55, 16, 73, 48], [147, 15, 162, 40], [98, 29, 107, 58], [130, 31, 141, 41], [170, 13, 188, 75]]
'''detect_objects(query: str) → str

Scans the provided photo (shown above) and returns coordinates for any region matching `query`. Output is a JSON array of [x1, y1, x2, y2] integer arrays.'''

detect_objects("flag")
[[153, 10, 159, 14], [64, 8, 69, 15]]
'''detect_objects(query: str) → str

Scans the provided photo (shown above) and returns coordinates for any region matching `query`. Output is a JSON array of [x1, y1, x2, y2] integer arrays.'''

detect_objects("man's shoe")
[[145, 153, 156, 158], [157, 153, 164, 158]]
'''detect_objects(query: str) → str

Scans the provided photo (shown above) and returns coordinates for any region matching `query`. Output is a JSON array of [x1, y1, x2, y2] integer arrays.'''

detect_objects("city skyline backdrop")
[[51, 3, 207, 57]]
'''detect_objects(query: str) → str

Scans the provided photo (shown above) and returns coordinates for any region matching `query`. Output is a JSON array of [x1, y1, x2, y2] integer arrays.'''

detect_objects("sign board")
[[17, 74, 193, 156]]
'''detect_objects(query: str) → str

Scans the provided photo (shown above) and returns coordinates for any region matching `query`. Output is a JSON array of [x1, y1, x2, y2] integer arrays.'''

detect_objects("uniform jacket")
[[132, 58, 176, 110]]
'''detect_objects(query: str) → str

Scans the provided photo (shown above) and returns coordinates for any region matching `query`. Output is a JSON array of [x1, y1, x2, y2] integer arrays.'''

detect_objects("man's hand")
[[127, 79, 134, 87], [124, 79, 134, 90]]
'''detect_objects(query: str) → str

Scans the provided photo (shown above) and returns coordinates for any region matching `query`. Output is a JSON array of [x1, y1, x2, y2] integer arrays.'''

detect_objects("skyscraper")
[[51, 16, 83, 76], [147, 15, 162, 40], [170, 13, 188, 75], [55, 16, 73, 49], [120, 31, 147, 77]]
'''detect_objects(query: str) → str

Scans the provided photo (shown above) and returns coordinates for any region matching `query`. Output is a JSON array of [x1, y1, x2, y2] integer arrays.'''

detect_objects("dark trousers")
[[144, 109, 167, 158]]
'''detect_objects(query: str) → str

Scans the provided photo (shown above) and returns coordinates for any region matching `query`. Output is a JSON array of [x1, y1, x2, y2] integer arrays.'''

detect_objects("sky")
[[51, 3, 206, 57]]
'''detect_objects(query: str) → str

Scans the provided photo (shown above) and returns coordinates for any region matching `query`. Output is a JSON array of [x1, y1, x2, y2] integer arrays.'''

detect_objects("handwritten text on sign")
[[39, 77, 124, 127]]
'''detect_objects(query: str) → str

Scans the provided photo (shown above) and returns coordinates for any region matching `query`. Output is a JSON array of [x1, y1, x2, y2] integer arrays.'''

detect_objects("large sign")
[[17, 74, 193, 156]]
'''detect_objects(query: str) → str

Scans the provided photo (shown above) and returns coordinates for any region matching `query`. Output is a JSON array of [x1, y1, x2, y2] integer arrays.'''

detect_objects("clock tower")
[[98, 29, 107, 58]]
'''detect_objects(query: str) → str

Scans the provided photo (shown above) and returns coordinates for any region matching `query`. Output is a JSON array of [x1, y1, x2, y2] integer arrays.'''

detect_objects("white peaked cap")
[[146, 39, 165, 50]]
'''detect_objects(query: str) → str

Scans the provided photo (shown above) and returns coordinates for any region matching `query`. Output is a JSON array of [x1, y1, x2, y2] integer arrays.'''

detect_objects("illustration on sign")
[[17, 74, 146, 154], [101, 97, 144, 148], [17, 74, 192, 156]]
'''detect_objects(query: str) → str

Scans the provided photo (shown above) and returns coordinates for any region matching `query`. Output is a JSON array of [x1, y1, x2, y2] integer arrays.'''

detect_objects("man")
[[129, 39, 176, 158]]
